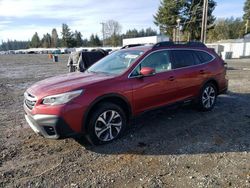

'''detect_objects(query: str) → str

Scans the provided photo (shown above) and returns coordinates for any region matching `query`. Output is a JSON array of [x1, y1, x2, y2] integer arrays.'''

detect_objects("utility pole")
[[201, 0, 208, 43], [173, 28, 177, 42], [246, 20, 249, 34], [176, 18, 181, 43], [100, 22, 105, 47]]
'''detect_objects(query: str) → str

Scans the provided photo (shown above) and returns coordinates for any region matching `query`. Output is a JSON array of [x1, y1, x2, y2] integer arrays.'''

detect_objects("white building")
[[207, 34, 250, 59], [122, 35, 169, 46]]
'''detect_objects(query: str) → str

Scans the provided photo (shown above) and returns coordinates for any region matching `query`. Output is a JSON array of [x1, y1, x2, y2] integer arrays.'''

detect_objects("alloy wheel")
[[202, 85, 216, 109], [94, 110, 122, 142]]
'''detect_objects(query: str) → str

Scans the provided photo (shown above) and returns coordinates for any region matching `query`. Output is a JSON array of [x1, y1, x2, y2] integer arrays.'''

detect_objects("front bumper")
[[24, 90, 89, 137], [24, 113, 75, 139]]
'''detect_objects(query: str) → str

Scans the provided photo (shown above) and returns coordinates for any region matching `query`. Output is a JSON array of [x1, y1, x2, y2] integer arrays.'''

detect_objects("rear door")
[[170, 49, 203, 100]]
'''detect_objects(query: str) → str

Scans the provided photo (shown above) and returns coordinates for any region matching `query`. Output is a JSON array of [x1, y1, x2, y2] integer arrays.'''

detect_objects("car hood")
[[27, 72, 115, 98]]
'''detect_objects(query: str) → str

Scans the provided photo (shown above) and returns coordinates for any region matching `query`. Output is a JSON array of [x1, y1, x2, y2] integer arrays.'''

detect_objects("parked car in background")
[[24, 42, 228, 145]]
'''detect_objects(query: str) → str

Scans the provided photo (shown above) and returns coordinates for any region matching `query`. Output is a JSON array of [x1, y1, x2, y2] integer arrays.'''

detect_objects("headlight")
[[42, 90, 83, 105]]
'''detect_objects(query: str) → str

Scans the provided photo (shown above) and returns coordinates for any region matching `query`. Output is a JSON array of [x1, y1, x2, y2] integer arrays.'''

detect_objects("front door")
[[129, 50, 178, 114]]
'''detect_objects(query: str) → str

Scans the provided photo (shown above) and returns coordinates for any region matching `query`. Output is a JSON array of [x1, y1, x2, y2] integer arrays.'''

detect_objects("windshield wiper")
[[87, 69, 118, 75]]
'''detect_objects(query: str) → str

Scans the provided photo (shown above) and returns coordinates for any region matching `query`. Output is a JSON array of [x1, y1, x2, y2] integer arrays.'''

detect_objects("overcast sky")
[[0, 0, 245, 42]]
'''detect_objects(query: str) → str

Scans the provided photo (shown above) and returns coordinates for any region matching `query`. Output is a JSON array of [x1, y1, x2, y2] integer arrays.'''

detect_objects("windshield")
[[87, 50, 145, 75]]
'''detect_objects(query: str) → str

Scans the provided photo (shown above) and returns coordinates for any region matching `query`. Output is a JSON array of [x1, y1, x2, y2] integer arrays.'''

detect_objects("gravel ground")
[[0, 55, 249, 188]]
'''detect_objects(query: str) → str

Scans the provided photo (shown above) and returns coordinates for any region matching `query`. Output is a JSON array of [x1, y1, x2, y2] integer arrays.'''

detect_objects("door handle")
[[199, 70, 205, 74], [168, 76, 175, 81]]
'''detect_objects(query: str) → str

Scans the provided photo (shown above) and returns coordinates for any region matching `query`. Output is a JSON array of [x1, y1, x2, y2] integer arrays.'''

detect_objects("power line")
[[100, 22, 105, 47], [246, 20, 249, 34]]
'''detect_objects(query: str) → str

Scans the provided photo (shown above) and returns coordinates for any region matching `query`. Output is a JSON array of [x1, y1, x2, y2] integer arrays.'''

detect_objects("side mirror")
[[140, 67, 155, 77]]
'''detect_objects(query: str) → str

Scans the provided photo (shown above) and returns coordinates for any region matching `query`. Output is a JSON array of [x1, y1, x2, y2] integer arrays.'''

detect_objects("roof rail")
[[153, 41, 207, 48], [121, 44, 144, 49]]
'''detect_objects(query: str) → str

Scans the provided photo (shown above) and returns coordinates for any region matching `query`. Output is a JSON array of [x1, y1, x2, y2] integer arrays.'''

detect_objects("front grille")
[[24, 92, 37, 110]]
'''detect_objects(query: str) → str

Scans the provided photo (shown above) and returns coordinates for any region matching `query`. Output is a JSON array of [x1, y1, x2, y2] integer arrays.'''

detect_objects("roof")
[[153, 41, 207, 48], [120, 41, 208, 52]]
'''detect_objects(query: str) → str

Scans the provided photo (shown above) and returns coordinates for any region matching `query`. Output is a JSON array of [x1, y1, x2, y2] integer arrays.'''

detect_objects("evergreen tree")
[[0, 40, 29, 51], [183, 0, 216, 40], [41, 33, 52, 48], [207, 17, 244, 42], [89, 34, 95, 46], [30, 32, 40, 48], [74, 30, 83, 47], [124, 29, 139, 38], [243, 0, 250, 33], [61, 23, 74, 47], [123, 27, 157, 39], [207, 19, 230, 41], [145, 27, 157, 36], [94, 34, 101, 46], [51, 28, 58, 48], [227, 17, 244, 38], [6, 39, 12, 50], [89, 34, 101, 46], [82, 38, 89, 46], [138, 29, 145, 37], [154, 0, 216, 40], [57, 38, 63, 47], [154, 0, 184, 38]]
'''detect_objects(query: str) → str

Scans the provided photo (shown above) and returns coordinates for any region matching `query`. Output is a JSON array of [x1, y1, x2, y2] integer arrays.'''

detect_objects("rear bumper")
[[24, 113, 75, 139]]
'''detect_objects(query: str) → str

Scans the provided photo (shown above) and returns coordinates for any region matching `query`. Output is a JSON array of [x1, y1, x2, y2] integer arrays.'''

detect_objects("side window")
[[171, 50, 197, 69], [131, 50, 171, 76], [195, 51, 214, 64]]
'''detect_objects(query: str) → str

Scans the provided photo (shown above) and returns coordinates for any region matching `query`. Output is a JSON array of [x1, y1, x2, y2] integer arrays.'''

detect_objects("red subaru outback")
[[24, 42, 228, 145]]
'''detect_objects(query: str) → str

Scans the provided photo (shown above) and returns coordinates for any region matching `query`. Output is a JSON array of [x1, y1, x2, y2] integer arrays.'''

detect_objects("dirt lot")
[[0, 54, 250, 187]]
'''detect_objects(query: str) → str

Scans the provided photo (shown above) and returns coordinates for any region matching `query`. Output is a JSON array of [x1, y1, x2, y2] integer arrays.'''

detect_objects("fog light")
[[44, 126, 56, 136]]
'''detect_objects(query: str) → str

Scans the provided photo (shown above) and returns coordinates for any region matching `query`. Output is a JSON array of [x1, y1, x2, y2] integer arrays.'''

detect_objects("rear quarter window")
[[195, 51, 214, 64]]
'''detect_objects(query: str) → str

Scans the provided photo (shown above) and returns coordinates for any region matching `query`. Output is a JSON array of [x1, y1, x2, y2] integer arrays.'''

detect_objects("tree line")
[[154, 0, 250, 42], [1, 0, 250, 51], [27, 24, 103, 49], [0, 20, 157, 51], [0, 40, 30, 51]]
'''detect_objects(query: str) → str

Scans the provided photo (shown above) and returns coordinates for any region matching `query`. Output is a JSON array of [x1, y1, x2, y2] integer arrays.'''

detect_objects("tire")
[[197, 83, 217, 111], [86, 102, 127, 145]]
